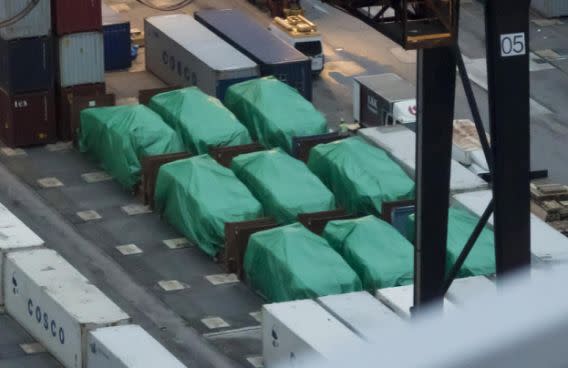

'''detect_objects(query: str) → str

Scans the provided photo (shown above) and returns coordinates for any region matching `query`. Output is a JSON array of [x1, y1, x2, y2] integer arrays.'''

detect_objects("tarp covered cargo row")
[[231, 148, 336, 224], [79, 104, 184, 189], [154, 155, 263, 256], [308, 136, 415, 216], [224, 77, 327, 153]]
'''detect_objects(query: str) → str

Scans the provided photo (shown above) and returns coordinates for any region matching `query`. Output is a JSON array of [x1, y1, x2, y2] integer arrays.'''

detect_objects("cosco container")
[[87, 325, 187, 368], [145, 15, 259, 100], [0, 202, 43, 305], [0, 89, 57, 147], [375, 285, 456, 320], [4, 249, 130, 368], [0, 0, 51, 40], [51, 0, 103, 35], [102, 3, 131, 71], [532, 0, 568, 17], [263, 300, 363, 368], [0, 36, 53, 94], [58, 32, 105, 88], [195, 9, 313, 101]]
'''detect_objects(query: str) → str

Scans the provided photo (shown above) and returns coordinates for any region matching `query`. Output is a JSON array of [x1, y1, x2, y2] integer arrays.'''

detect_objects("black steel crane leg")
[[485, 0, 531, 279]]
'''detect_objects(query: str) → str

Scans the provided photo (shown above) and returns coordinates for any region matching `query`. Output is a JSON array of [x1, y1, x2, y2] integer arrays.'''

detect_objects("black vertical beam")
[[485, 0, 531, 279], [413, 47, 457, 310]]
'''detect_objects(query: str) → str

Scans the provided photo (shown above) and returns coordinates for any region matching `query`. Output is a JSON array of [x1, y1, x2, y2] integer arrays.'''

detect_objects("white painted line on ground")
[[1, 147, 27, 157], [249, 311, 262, 323], [19, 342, 47, 354], [205, 274, 239, 285], [45, 142, 73, 152], [76, 210, 102, 221], [246, 356, 264, 368], [157, 280, 188, 292], [81, 171, 112, 183], [116, 244, 143, 256], [201, 317, 230, 330], [37, 177, 64, 188], [121, 204, 152, 216], [163, 238, 190, 249]]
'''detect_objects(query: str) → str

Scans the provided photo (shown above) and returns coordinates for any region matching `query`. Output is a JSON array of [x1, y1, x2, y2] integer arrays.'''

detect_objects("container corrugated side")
[[4, 248, 130, 368], [0, 203, 43, 306], [103, 22, 131, 71], [144, 15, 259, 99], [87, 325, 187, 368], [0, 0, 51, 40], [531, 0, 568, 17], [58, 32, 105, 88], [52, 0, 102, 35]]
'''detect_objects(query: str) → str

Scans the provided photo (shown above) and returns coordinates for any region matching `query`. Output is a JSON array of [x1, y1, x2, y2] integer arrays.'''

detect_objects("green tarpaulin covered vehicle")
[[148, 87, 252, 154], [231, 148, 336, 224], [79, 104, 184, 190], [406, 207, 496, 277], [244, 223, 362, 302], [224, 77, 327, 153], [322, 215, 414, 291], [308, 136, 415, 215], [154, 155, 263, 257]]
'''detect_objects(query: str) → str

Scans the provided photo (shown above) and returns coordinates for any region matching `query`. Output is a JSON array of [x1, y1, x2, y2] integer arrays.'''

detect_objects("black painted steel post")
[[485, 0, 531, 279], [413, 46, 457, 310]]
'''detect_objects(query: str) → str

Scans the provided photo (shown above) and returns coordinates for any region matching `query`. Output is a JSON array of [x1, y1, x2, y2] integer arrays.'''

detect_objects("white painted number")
[[500, 33, 526, 57]]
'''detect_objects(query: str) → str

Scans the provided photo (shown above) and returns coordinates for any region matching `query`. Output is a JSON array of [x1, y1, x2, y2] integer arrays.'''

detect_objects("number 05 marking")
[[500, 33, 526, 57]]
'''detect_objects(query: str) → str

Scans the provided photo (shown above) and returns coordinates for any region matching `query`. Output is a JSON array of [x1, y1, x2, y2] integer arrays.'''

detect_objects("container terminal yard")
[[1, 0, 568, 367]]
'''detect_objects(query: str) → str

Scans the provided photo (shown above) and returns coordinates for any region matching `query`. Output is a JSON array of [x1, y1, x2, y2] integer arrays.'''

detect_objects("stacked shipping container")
[[0, 0, 56, 147], [52, 0, 106, 141]]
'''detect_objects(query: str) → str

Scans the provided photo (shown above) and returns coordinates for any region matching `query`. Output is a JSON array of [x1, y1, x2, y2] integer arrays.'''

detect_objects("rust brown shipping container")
[[56, 83, 106, 141], [51, 0, 102, 35], [0, 89, 57, 148]]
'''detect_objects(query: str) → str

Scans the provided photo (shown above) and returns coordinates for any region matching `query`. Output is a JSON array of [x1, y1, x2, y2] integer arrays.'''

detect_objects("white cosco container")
[[358, 125, 489, 193], [375, 285, 456, 319], [0, 0, 51, 40], [0, 202, 44, 305], [4, 249, 130, 368], [263, 299, 363, 368], [453, 190, 568, 263], [58, 32, 105, 88], [144, 14, 260, 100], [88, 325, 186, 368]]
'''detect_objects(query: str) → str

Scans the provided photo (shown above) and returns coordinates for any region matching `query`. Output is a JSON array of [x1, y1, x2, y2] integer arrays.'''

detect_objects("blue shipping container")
[[102, 4, 131, 71], [194, 9, 312, 101], [0, 36, 53, 93]]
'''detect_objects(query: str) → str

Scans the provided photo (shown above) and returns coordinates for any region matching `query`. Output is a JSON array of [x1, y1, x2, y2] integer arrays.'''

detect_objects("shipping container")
[[446, 276, 497, 305], [532, 0, 568, 17], [102, 3, 131, 71], [453, 190, 568, 263], [352, 73, 416, 127], [51, 0, 102, 35], [0, 36, 54, 94], [263, 300, 363, 368], [58, 32, 105, 88], [0, 0, 51, 40], [0, 202, 44, 305], [375, 285, 456, 319], [56, 83, 106, 141], [358, 125, 489, 194], [4, 248, 130, 368], [316, 292, 402, 342], [144, 15, 259, 100], [87, 325, 187, 368], [0, 89, 57, 148], [195, 9, 313, 101]]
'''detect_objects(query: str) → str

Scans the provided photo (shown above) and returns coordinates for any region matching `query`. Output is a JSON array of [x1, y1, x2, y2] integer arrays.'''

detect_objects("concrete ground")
[[1, 1, 567, 367]]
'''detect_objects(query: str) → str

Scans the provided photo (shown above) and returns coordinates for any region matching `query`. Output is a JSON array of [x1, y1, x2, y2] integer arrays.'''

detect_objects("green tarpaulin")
[[79, 105, 184, 189], [308, 137, 415, 215], [322, 215, 414, 291], [148, 87, 252, 154], [407, 207, 496, 277], [244, 223, 362, 302], [224, 77, 327, 153], [154, 155, 263, 257], [231, 149, 336, 224]]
